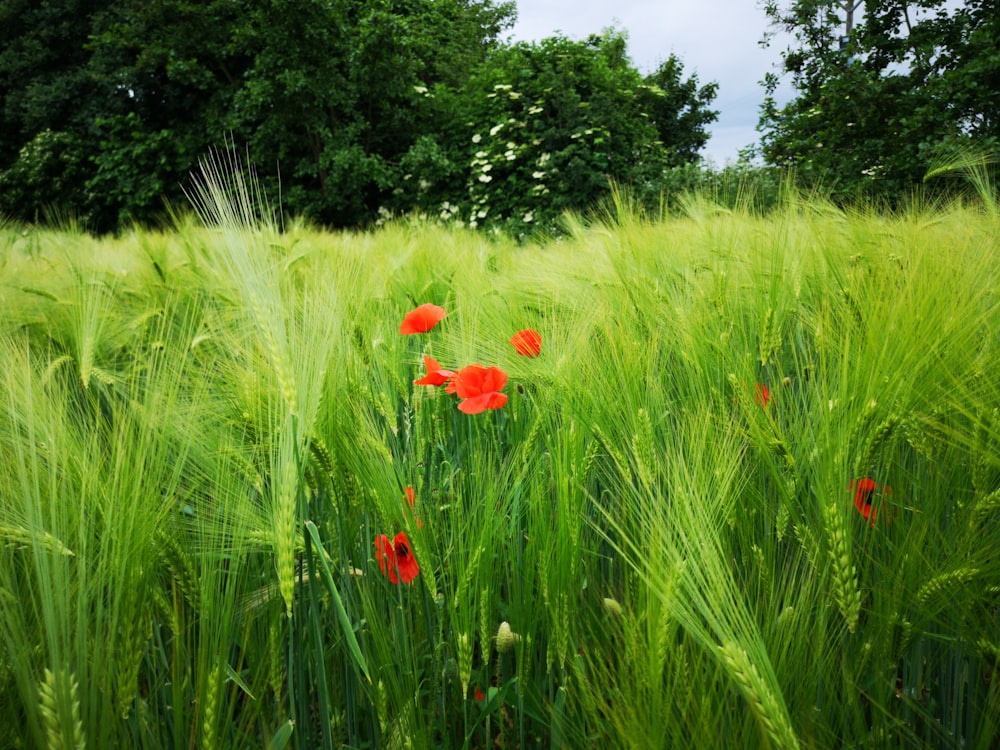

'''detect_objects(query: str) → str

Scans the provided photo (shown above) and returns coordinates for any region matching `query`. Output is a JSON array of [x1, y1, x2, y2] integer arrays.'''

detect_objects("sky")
[[508, 0, 794, 165]]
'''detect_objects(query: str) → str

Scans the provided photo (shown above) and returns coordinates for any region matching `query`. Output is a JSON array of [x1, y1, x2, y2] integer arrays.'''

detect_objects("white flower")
[[532, 171, 545, 179], [476, 209, 488, 218], [493, 84, 512, 90], [522, 211, 533, 223], [528, 106, 544, 115], [489, 123, 504, 136], [475, 150, 487, 159], [478, 174, 493, 183], [413, 85, 428, 94], [505, 150, 515, 161], [472, 133, 482, 143], [469, 220, 478, 228], [538, 153, 550, 164], [481, 163, 493, 172], [508, 92, 521, 99], [419, 179, 430, 190]]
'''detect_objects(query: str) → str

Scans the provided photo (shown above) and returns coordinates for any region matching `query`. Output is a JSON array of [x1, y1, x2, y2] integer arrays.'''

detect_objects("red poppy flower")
[[510, 328, 542, 357], [756, 383, 771, 409], [448, 363, 508, 414], [474, 686, 485, 701], [404, 485, 424, 529], [849, 478, 892, 527], [413, 355, 455, 386], [400, 304, 446, 335], [374, 531, 420, 584]]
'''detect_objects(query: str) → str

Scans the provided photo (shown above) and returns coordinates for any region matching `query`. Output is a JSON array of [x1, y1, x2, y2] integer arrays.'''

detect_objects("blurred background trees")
[[0, 0, 717, 233], [2, 0, 996, 233]]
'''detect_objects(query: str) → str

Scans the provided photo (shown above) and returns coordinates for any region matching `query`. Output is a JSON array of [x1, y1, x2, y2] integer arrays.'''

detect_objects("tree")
[[0, 0, 109, 223], [0, 0, 516, 231], [759, 0, 1000, 201], [386, 30, 718, 235]]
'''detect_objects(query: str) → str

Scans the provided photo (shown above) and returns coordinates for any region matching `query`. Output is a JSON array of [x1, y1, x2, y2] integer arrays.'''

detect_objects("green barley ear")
[[479, 588, 491, 673], [0, 526, 73, 556], [593, 424, 632, 486], [201, 658, 224, 750], [631, 408, 656, 492], [759, 307, 783, 366], [718, 642, 800, 750], [916, 567, 979, 609], [157, 529, 198, 611], [375, 679, 389, 736], [854, 415, 899, 478], [971, 487, 1000, 525], [274, 480, 298, 618], [456, 633, 473, 699], [822, 500, 861, 633], [553, 592, 570, 673], [793, 523, 820, 571], [775, 500, 791, 541], [38, 667, 85, 750], [249, 293, 297, 416], [268, 618, 285, 703], [115, 603, 150, 719], [888, 614, 914, 662]]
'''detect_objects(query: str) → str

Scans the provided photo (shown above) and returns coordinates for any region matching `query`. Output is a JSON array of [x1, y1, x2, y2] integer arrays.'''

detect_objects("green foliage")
[[0, 0, 519, 232], [386, 30, 718, 237], [0, 2, 722, 234], [760, 0, 1000, 202]]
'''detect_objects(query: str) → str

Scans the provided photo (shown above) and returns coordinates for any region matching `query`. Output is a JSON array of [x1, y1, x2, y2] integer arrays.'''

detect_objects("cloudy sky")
[[508, 0, 795, 165]]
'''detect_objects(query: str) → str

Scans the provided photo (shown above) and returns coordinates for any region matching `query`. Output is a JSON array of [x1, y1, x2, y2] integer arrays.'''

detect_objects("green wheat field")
[[1, 170, 999, 749]]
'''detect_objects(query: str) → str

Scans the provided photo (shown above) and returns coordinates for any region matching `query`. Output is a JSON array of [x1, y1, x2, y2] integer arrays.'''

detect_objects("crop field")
[[0, 174, 999, 749]]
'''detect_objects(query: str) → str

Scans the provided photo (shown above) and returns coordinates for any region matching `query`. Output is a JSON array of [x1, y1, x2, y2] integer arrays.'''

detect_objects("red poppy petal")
[[458, 391, 507, 414], [756, 383, 770, 409], [510, 329, 542, 357], [375, 534, 399, 583], [457, 393, 491, 414], [414, 355, 455, 385], [481, 366, 508, 393], [484, 391, 508, 410], [405, 486, 415, 509], [451, 364, 486, 398], [393, 532, 420, 583], [400, 304, 446, 335]]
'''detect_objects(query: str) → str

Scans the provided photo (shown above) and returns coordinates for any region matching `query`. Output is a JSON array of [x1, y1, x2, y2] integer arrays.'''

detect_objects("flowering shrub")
[[383, 31, 717, 237]]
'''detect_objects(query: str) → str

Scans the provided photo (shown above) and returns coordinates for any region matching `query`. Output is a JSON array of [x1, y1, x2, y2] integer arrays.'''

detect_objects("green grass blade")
[[304, 520, 371, 684]]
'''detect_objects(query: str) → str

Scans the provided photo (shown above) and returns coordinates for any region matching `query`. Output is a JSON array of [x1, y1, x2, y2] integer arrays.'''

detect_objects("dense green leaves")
[[759, 0, 1000, 201], [385, 31, 718, 236], [0, 1, 719, 233]]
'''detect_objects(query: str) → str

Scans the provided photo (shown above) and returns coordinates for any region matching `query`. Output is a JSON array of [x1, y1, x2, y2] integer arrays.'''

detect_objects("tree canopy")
[[759, 0, 1000, 201], [0, 1, 718, 233]]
